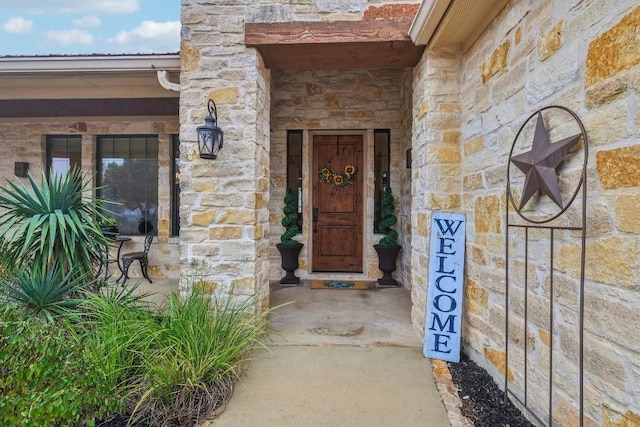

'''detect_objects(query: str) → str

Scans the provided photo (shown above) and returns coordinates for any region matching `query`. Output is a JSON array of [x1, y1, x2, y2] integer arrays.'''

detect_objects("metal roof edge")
[[408, 0, 451, 46], [0, 54, 181, 73]]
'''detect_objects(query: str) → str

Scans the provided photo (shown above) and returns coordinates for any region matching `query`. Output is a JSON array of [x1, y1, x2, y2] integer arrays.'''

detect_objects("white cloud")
[[107, 20, 180, 53], [45, 28, 94, 45], [2, 16, 33, 34], [73, 16, 102, 28], [0, 0, 139, 14]]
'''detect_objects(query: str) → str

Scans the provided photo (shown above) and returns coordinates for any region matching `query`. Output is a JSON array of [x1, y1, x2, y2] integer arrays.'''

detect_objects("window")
[[286, 130, 303, 226], [97, 136, 158, 236], [46, 136, 81, 177], [171, 135, 180, 236], [374, 129, 390, 233]]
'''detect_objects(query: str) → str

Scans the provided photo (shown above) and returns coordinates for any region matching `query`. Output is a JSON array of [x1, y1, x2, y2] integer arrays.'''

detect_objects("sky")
[[0, 0, 181, 56]]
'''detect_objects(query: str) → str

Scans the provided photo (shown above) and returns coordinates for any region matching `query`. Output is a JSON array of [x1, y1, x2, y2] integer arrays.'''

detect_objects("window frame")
[[96, 134, 160, 236], [286, 130, 304, 227], [373, 129, 391, 234], [45, 135, 82, 177], [171, 135, 180, 237]]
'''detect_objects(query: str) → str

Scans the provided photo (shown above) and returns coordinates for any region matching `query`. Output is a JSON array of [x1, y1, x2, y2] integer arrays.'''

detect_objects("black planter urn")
[[276, 243, 303, 285], [374, 244, 401, 287]]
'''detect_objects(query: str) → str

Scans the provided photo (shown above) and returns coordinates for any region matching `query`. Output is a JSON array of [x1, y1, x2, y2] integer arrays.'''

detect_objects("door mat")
[[310, 280, 369, 290]]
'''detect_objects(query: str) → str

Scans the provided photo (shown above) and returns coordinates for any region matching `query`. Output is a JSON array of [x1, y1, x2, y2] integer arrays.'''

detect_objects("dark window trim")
[[96, 134, 159, 236], [45, 135, 82, 177], [374, 129, 391, 234], [171, 135, 180, 237], [286, 130, 304, 227]]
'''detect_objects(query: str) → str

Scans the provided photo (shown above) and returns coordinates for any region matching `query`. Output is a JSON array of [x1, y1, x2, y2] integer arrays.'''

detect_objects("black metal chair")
[[117, 233, 153, 284]]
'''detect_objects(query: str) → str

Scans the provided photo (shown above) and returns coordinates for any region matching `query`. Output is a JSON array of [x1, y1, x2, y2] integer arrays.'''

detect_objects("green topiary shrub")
[[378, 187, 398, 247], [280, 187, 300, 246]]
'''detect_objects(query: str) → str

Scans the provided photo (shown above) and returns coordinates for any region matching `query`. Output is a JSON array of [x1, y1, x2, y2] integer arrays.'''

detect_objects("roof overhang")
[[0, 54, 180, 73], [245, 20, 425, 69], [409, 0, 509, 50], [0, 54, 180, 118]]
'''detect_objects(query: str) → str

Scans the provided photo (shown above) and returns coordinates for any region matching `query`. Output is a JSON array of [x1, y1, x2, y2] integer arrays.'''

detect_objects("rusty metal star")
[[510, 112, 582, 210]]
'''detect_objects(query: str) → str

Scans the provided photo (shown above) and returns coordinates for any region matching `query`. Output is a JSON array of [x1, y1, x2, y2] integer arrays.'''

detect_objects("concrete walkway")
[[208, 282, 452, 426]]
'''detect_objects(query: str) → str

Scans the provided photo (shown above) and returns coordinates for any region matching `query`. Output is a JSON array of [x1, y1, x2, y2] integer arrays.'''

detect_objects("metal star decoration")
[[510, 112, 582, 210]]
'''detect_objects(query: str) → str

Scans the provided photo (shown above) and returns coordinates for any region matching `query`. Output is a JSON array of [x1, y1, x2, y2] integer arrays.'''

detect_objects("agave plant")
[[0, 167, 111, 282], [0, 262, 90, 321]]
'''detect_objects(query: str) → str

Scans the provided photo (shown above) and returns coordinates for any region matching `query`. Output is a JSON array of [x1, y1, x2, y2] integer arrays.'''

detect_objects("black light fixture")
[[197, 99, 224, 159]]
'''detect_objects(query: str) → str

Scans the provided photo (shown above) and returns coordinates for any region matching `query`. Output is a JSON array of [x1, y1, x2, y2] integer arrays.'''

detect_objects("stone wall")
[[179, 0, 421, 300], [412, 0, 640, 424], [247, 0, 419, 22], [410, 45, 462, 332], [0, 119, 180, 280], [180, 1, 272, 307], [269, 68, 412, 282]]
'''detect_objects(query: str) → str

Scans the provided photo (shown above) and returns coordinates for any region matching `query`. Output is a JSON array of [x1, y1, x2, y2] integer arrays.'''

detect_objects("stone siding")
[[0, 119, 180, 280], [180, 0, 272, 307], [412, 0, 640, 424], [269, 68, 412, 282], [180, 0, 420, 302], [247, 0, 419, 22]]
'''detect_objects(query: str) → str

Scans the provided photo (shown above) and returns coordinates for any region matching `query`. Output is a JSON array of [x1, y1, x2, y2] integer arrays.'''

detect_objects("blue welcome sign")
[[423, 212, 466, 363]]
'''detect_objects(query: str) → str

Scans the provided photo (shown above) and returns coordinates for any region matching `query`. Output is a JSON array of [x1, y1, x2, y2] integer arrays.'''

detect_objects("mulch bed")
[[448, 353, 534, 427]]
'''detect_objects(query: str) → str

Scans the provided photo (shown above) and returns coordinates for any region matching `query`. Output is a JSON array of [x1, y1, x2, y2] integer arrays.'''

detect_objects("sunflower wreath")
[[318, 164, 356, 187]]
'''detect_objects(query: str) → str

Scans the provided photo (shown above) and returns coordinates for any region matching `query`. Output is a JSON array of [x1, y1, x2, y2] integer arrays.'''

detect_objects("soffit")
[[245, 20, 425, 69], [0, 72, 180, 100], [410, 0, 510, 50]]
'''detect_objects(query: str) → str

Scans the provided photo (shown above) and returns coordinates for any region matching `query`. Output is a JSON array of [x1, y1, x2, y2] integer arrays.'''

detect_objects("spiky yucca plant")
[[0, 167, 111, 282], [0, 263, 89, 322]]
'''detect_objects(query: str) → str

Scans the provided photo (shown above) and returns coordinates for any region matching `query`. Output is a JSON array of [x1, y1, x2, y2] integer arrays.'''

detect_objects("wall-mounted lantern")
[[196, 99, 224, 159]]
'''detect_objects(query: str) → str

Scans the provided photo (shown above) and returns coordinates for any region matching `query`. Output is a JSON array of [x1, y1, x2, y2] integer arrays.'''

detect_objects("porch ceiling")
[[245, 20, 425, 69]]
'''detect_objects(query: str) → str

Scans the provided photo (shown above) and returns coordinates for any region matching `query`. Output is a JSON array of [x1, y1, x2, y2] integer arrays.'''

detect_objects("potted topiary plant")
[[276, 187, 303, 285], [374, 187, 401, 287]]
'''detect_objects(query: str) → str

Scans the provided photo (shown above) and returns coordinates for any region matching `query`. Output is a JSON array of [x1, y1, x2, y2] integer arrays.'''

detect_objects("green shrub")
[[0, 281, 273, 426], [0, 263, 90, 322], [130, 289, 270, 426], [78, 284, 158, 400], [77, 286, 272, 426], [378, 187, 399, 247], [280, 187, 300, 246], [0, 303, 121, 427]]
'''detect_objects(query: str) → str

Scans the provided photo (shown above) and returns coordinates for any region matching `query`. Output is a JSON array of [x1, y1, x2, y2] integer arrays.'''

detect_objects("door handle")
[[313, 208, 318, 233]]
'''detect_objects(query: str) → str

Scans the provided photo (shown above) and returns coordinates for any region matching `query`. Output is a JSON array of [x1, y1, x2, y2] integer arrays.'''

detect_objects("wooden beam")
[[245, 20, 414, 46], [0, 98, 178, 118], [245, 20, 424, 69]]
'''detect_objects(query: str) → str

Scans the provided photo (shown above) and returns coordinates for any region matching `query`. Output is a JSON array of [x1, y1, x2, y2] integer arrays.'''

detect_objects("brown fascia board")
[[245, 20, 425, 69], [0, 97, 178, 118]]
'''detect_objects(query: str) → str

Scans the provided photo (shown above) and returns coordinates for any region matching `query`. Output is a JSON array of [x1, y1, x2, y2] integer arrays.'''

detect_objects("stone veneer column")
[[180, 1, 271, 308], [410, 46, 462, 335]]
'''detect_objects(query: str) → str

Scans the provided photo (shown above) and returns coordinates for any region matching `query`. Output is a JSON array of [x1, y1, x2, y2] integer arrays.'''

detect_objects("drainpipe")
[[157, 70, 180, 92]]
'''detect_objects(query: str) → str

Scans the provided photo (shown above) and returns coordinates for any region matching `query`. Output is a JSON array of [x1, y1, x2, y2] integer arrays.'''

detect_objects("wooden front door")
[[312, 135, 363, 272]]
